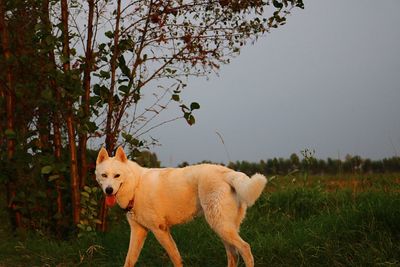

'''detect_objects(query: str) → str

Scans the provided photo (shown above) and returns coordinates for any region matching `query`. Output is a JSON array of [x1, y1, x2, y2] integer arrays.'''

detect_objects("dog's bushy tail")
[[228, 172, 267, 207]]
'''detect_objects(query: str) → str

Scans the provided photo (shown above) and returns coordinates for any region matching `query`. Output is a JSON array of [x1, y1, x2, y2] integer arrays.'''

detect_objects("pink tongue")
[[105, 195, 117, 207]]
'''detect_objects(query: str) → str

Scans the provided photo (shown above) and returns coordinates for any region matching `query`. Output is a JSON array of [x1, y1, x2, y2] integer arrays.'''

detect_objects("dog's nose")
[[105, 187, 113, 195]]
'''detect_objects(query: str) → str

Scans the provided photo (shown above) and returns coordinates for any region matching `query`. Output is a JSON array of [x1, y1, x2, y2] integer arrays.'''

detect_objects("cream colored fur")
[[95, 147, 267, 267]]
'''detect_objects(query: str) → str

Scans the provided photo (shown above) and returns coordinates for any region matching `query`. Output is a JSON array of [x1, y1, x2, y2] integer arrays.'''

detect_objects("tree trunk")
[[61, 0, 80, 225], [99, 0, 122, 232], [52, 82, 65, 232], [0, 0, 22, 228], [78, 0, 94, 189], [66, 112, 80, 225], [40, 0, 65, 234], [105, 0, 122, 153]]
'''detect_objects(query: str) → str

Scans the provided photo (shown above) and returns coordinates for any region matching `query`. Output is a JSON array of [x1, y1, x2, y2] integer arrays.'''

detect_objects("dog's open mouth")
[[105, 195, 117, 207]]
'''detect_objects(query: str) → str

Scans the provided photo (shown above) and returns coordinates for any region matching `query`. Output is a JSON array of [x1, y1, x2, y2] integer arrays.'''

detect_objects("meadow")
[[1, 173, 399, 267]]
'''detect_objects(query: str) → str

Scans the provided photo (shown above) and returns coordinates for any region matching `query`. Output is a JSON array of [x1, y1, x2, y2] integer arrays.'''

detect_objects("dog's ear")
[[115, 146, 128, 162], [96, 147, 109, 164]]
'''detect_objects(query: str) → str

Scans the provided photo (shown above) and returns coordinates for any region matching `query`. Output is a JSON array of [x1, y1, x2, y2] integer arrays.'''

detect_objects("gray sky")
[[148, 1, 400, 166]]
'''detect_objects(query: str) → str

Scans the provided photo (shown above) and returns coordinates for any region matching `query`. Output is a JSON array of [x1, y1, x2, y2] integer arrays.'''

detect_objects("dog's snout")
[[105, 186, 113, 195]]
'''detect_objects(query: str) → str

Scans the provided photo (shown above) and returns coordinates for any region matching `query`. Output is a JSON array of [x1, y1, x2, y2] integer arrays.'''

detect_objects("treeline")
[[225, 154, 400, 177]]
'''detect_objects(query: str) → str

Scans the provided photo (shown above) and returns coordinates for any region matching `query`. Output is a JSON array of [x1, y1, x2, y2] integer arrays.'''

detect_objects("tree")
[[85, 0, 304, 152], [290, 153, 300, 170], [134, 150, 161, 168], [0, 0, 21, 228]]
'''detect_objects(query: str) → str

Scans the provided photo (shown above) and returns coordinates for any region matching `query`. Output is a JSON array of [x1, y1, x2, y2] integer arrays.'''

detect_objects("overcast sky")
[[147, 1, 400, 166]]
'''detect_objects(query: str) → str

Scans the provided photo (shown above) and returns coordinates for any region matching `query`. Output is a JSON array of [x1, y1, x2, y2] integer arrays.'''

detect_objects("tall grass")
[[1, 174, 399, 266]]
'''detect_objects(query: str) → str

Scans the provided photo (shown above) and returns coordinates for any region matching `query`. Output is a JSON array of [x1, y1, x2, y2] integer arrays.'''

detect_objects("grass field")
[[1, 173, 399, 266]]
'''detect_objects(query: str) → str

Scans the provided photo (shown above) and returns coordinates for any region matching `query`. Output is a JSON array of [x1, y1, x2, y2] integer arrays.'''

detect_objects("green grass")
[[1, 174, 400, 266]]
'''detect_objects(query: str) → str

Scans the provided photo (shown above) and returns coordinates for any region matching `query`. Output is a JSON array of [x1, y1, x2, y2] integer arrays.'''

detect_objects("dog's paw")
[[123, 260, 133, 267]]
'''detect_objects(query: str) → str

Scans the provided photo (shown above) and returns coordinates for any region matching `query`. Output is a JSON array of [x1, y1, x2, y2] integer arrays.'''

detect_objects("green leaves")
[[99, 70, 110, 79], [40, 161, 67, 182], [48, 174, 60, 182], [104, 31, 114, 39], [78, 186, 102, 238], [41, 88, 54, 101], [92, 84, 110, 105], [190, 102, 200, 110], [184, 113, 196, 126], [272, 0, 283, 9], [41, 165, 53, 175], [172, 94, 180, 102], [122, 132, 144, 148], [118, 55, 131, 77], [180, 102, 201, 126], [4, 129, 16, 139], [118, 85, 130, 94]]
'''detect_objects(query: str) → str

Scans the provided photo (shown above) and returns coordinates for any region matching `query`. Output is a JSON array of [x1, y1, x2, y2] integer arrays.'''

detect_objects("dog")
[[95, 147, 267, 267]]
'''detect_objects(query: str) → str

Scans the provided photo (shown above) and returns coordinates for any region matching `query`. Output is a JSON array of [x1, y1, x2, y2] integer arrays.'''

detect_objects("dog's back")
[[133, 164, 266, 228]]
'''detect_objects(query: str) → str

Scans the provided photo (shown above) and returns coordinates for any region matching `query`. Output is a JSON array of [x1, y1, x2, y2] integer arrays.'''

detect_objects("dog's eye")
[[101, 173, 107, 178], [114, 174, 120, 178]]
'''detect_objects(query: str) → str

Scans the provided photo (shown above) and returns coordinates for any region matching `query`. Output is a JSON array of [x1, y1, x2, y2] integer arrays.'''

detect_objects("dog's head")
[[95, 146, 129, 207]]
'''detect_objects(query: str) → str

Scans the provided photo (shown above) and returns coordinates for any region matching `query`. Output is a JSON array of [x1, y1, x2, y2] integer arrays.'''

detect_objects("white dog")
[[95, 147, 267, 267]]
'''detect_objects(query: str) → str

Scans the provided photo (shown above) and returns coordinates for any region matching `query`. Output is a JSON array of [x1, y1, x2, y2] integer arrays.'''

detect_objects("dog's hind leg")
[[223, 241, 239, 267], [217, 227, 254, 267], [124, 219, 148, 267], [152, 228, 183, 267], [200, 184, 253, 267]]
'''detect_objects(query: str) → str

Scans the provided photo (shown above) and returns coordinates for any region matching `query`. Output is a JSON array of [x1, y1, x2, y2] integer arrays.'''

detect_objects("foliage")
[[78, 186, 102, 238], [133, 150, 161, 168]]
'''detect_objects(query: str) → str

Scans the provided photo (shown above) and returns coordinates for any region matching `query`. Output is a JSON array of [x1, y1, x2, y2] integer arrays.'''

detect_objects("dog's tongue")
[[105, 195, 117, 207]]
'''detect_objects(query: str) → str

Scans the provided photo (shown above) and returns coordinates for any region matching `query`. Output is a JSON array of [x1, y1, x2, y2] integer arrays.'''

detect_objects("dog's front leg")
[[124, 218, 148, 267], [152, 228, 183, 267]]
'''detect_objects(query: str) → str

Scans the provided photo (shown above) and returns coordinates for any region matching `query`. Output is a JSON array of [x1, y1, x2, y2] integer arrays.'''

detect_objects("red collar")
[[124, 197, 134, 213]]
